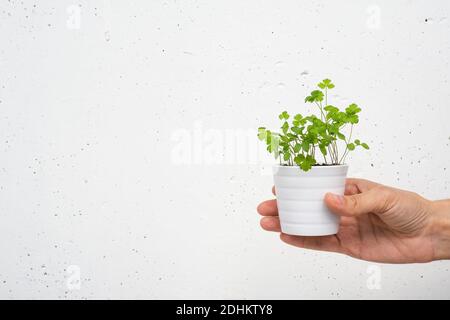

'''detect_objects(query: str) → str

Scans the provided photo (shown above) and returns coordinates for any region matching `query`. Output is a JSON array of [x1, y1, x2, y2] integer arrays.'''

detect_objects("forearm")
[[430, 199, 450, 260]]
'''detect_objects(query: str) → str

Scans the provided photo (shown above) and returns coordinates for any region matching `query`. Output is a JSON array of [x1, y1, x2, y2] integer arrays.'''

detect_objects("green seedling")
[[258, 79, 369, 171]]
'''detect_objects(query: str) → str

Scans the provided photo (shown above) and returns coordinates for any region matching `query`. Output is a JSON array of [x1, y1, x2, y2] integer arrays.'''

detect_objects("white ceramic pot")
[[273, 164, 348, 236]]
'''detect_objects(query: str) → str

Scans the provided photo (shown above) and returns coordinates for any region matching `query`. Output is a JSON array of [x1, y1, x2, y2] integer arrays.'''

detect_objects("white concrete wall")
[[1, 0, 450, 299]]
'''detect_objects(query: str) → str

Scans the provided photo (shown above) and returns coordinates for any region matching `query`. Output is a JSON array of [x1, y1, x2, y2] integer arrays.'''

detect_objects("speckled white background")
[[1, 0, 450, 299]]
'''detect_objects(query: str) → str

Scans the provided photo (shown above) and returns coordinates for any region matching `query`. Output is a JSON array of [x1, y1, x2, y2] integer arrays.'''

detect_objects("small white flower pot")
[[273, 164, 348, 236]]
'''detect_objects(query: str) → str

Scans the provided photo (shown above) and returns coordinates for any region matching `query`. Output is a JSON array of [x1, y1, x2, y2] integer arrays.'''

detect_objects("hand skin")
[[257, 178, 450, 263]]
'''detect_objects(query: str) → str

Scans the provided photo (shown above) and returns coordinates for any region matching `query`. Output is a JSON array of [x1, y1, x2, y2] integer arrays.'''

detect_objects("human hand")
[[257, 178, 450, 263]]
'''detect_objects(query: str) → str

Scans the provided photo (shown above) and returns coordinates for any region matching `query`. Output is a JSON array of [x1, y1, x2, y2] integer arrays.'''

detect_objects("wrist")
[[429, 199, 450, 260]]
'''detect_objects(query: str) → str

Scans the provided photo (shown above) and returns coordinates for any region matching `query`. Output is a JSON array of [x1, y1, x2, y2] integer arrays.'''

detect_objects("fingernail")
[[328, 193, 344, 206]]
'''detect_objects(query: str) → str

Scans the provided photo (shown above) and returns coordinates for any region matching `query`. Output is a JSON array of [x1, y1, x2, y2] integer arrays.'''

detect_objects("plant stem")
[[327, 144, 333, 163], [323, 148, 328, 164], [339, 124, 353, 164], [315, 102, 326, 121], [289, 144, 296, 166], [323, 88, 334, 164], [330, 139, 336, 164]]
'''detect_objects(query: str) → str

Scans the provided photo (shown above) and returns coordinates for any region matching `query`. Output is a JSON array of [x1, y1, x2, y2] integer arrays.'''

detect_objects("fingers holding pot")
[[260, 216, 281, 232], [280, 233, 344, 254], [257, 199, 278, 216]]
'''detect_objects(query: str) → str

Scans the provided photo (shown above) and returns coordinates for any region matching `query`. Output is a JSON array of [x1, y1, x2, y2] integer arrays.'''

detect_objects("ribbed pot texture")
[[273, 164, 348, 236]]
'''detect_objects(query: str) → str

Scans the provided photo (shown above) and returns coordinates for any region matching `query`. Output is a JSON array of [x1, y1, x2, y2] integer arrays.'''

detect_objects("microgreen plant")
[[258, 79, 369, 171]]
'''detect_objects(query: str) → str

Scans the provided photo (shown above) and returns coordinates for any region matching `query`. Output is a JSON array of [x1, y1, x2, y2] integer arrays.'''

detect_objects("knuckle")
[[374, 185, 397, 211], [347, 195, 359, 210]]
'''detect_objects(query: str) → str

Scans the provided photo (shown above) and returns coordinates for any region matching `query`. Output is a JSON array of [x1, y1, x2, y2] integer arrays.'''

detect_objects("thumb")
[[324, 187, 393, 217]]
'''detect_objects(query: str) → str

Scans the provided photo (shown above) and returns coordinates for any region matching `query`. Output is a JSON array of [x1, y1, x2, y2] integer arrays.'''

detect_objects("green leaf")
[[257, 127, 267, 141], [311, 90, 324, 102], [270, 136, 280, 155], [319, 144, 327, 156], [281, 121, 289, 134], [345, 103, 361, 115], [306, 154, 316, 165], [318, 79, 335, 90], [299, 155, 316, 171], [294, 154, 305, 166], [291, 126, 302, 134], [347, 114, 359, 124], [321, 135, 332, 144], [336, 132, 346, 140], [295, 154, 305, 162], [279, 111, 289, 120], [266, 133, 272, 146], [293, 114, 304, 127], [361, 142, 369, 150], [286, 133, 297, 140], [283, 152, 291, 161], [324, 105, 339, 121], [354, 139, 361, 145], [301, 141, 310, 152], [328, 123, 340, 134], [300, 161, 311, 171], [324, 105, 339, 113], [293, 143, 302, 153], [347, 143, 355, 151], [280, 135, 289, 143], [305, 90, 324, 103]]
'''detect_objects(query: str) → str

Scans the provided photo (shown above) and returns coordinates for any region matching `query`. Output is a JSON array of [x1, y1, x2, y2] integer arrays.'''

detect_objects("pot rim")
[[273, 164, 349, 170]]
